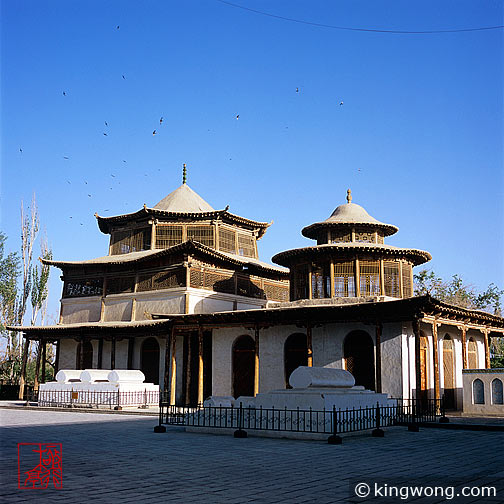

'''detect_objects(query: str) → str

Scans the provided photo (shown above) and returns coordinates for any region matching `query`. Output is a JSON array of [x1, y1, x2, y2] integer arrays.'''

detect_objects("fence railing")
[[26, 389, 159, 409], [156, 397, 444, 439]]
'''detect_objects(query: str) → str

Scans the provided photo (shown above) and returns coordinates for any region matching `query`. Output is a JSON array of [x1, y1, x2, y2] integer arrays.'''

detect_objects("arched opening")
[[284, 333, 308, 388], [76, 340, 93, 369], [472, 379, 485, 404], [492, 379, 503, 405], [343, 331, 375, 391], [467, 338, 478, 369], [232, 335, 255, 399], [419, 333, 429, 404], [141, 338, 160, 385], [442, 335, 456, 409]]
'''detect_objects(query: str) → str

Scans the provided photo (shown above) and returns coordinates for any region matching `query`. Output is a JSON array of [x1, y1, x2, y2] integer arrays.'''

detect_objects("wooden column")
[[170, 329, 177, 406], [185, 334, 192, 405], [98, 338, 103, 369], [329, 260, 335, 298], [150, 220, 156, 250], [198, 327, 204, 405], [34, 341, 42, 391], [431, 321, 440, 401], [375, 323, 382, 393], [41, 340, 46, 384], [308, 264, 313, 300], [483, 328, 491, 369], [111, 337, 116, 369], [254, 326, 260, 396], [399, 262, 404, 298], [127, 338, 134, 370], [306, 324, 313, 367], [79, 337, 85, 370], [355, 258, 361, 297], [54, 340, 60, 375], [163, 331, 172, 392], [18, 338, 30, 400], [379, 260, 385, 296], [460, 325, 467, 369], [413, 318, 421, 400]]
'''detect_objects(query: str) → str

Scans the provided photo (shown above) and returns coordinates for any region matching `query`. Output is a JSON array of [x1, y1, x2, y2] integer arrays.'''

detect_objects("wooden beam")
[[431, 320, 440, 402], [254, 326, 260, 396], [18, 338, 30, 400], [308, 264, 313, 300], [483, 328, 491, 369], [306, 324, 313, 367], [375, 323, 382, 393], [198, 326, 204, 405], [329, 260, 335, 298], [170, 328, 177, 406]]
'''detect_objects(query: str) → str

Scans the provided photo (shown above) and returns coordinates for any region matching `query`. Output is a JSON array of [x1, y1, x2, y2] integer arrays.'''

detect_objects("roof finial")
[[346, 188, 352, 204], [182, 163, 187, 184]]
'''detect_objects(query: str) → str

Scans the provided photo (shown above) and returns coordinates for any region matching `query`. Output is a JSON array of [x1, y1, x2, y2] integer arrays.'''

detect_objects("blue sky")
[[1, 1, 503, 324]]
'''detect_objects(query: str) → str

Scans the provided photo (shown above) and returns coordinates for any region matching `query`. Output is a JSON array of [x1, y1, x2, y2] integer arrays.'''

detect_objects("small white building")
[[12, 173, 504, 410]]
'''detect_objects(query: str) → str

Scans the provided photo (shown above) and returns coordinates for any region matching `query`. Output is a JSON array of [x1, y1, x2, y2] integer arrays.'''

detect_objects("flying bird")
[[122, 75, 126, 80], [66, 180, 71, 184], [69, 216, 72, 219], [19, 148, 22, 153], [152, 130, 157, 135], [63, 91, 66, 96], [88, 194, 92, 197], [116, 25, 120, 30], [63, 156, 69, 159], [122, 160, 127, 163], [159, 117, 163, 124], [236, 115, 239, 120], [105, 121, 108, 126], [103, 132, 108, 136], [296, 87, 299, 93], [339, 101, 344, 106], [111, 174, 115, 177]]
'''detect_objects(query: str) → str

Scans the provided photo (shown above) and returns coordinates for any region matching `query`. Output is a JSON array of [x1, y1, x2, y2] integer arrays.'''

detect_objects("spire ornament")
[[182, 164, 187, 184], [346, 188, 352, 204]]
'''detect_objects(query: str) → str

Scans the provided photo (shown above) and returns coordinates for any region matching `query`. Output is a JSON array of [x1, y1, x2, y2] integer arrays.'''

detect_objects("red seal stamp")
[[17, 443, 63, 489]]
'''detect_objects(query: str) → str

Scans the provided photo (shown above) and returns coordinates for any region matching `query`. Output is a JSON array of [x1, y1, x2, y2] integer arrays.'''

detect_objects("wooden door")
[[467, 338, 478, 369], [141, 337, 160, 385], [344, 331, 375, 391], [443, 336, 455, 409], [284, 333, 308, 388], [232, 335, 255, 399]]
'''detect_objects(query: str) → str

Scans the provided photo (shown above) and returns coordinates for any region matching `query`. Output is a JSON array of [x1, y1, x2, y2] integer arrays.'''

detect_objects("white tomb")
[[38, 369, 159, 408]]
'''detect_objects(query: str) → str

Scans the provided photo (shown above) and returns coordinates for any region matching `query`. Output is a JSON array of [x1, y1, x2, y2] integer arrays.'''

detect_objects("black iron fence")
[[25, 389, 159, 409], [157, 396, 444, 439]]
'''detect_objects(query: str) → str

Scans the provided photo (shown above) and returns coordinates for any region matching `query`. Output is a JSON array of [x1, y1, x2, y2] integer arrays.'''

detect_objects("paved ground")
[[1, 408, 503, 503]]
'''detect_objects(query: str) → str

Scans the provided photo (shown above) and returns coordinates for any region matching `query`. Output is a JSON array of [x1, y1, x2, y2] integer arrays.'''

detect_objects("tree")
[[414, 269, 504, 368]]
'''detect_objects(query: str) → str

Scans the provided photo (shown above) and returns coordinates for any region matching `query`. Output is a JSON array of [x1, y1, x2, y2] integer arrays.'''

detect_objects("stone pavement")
[[1, 408, 503, 504]]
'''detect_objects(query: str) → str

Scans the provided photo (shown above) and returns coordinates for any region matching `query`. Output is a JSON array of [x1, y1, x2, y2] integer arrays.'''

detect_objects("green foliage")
[[414, 270, 503, 315], [0, 232, 21, 333], [490, 337, 504, 369]]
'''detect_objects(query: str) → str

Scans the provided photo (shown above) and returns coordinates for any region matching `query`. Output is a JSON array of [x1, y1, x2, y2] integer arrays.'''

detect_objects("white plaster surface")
[[289, 367, 355, 388], [462, 370, 504, 416], [61, 300, 101, 323], [103, 299, 132, 321]]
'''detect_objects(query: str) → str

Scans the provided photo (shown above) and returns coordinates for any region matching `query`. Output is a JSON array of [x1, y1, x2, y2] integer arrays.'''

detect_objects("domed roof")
[[302, 189, 398, 239], [153, 183, 215, 213]]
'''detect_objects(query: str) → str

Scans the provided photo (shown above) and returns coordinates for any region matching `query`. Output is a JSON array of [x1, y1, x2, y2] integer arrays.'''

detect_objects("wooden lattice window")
[[106, 276, 135, 295], [237, 233, 256, 258], [333, 261, 355, 297], [294, 264, 308, 300], [354, 229, 375, 243], [376, 233, 384, 244], [155, 225, 183, 249], [384, 261, 400, 298], [111, 228, 150, 255], [219, 228, 236, 254], [402, 263, 412, 298], [331, 230, 352, 243], [64, 278, 103, 298], [190, 268, 203, 288], [187, 226, 214, 248], [359, 261, 380, 296], [264, 282, 289, 302], [311, 264, 330, 299], [237, 276, 265, 299], [152, 270, 185, 289], [467, 338, 478, 369], [202, 270, 235, 294]]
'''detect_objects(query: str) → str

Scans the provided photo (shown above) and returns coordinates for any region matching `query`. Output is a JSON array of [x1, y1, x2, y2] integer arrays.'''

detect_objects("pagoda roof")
[[272, 243, 431, 266], [153, 183, 215, 212], [302, 193, 398, 239], [43, 240, 288, 276]]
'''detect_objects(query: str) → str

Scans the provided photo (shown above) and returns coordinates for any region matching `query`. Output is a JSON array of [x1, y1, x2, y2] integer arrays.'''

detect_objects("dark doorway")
[[344, 331, 375, 391], [232, 335, 255, 399], [141, 337, 160, 385], [284, 333, 308, 388], [76, 340, 93, 369], [443, 335, 456, 409]]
